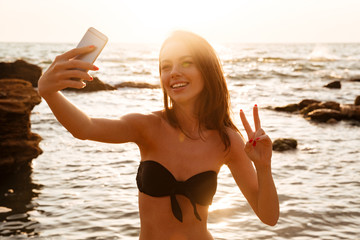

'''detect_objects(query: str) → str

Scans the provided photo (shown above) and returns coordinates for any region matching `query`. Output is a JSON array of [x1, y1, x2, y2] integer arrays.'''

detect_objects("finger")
[[244, 141, 253, 154], [58, 45, 95, 61], [62, 79, 87, 89], [60, 69, 93, 81], [253, 104, 261, 131], [254, 134, 271, 143], [254, 128, 265, 139], [240, 109, 253, 138], [59, 59, 98, 72]]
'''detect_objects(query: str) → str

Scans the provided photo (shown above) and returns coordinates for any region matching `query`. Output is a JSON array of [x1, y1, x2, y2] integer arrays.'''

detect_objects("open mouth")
[[171, 82, 188, 89]]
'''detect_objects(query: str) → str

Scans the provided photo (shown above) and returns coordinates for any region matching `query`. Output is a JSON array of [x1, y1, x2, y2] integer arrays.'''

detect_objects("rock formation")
[[0, 60, 42, 87], [64, 77, 116, 92], [274, 98, 360, 123], [0, 79, 42, 175], [273, 138, 297, 151]]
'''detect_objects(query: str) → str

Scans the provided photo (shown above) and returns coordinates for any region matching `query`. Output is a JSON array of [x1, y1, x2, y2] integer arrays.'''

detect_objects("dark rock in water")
[[298, 99, 321, 110], [306, 109, 343, 122], [324, 80, 341, 89], [274, 103, 299, 113], [115, 81, 160, 89], [349, 77, 360, 82], [274, 98, 360, 123], [340, 104, 360, 121], [0, 79, 42, 175], [64, 77, 116, 92], [273, 138, 297, 151], [355, 96, 360, 106], [0, 60, 42, 87], [301, 101, 340, 115]]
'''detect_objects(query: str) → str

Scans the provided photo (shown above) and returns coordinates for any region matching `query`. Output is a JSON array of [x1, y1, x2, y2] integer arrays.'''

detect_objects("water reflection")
[[0, 164, 42, 237]]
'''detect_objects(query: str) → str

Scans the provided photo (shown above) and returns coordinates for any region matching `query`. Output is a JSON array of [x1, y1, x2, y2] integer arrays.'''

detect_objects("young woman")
[[38, 31, 279, 239]]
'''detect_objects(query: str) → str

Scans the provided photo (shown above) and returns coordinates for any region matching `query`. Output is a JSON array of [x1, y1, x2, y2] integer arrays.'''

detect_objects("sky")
[[0, 0, 360, 44]]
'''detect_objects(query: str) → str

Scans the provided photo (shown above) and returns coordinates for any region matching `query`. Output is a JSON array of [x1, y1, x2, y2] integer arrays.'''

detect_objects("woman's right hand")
[[38, 45, 99, 98]]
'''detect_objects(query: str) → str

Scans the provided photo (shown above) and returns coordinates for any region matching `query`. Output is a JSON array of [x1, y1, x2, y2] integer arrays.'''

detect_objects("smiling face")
[[159, 40, 204, 108]]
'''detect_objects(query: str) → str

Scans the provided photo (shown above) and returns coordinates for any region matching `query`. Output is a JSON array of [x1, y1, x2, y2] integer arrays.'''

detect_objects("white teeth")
[[171, 82, 188, 88]]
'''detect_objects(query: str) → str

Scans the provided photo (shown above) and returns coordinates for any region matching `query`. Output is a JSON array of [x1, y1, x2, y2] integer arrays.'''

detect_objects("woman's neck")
[[173, 104, 202, 139]]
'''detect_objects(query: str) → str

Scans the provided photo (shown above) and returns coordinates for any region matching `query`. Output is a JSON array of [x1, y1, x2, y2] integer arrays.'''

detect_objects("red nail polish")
[[240, 109, 243, 112], [256, 137, 260, 141], [253, 141, 257, 147], [254, 104, 258, 107], [90, 76, 93, 80], [249, 139, 253, 143], [93, 65, 99, 70], [89, 45, 95, 48]]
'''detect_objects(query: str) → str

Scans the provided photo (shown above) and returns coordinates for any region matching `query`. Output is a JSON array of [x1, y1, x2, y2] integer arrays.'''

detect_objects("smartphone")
[[75, 27, 108, 67]]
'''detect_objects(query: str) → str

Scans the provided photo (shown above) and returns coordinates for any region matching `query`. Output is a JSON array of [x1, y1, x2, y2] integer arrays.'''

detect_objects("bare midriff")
[[138, 193, 214, 240]]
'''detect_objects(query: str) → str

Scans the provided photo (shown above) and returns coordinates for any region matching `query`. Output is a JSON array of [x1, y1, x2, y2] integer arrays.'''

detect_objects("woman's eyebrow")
[[160, 55, 193, 63]]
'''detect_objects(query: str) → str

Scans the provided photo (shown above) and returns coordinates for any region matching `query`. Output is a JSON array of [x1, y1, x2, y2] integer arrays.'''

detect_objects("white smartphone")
[[75, 27, 108, 67]]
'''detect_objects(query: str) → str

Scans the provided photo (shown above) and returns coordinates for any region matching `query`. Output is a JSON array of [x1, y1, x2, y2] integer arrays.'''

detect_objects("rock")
[[0, 79, 42, 175], [115, 81, 160, 89], [340, 104, 360, 121], [306, 109, 343, 122], [273, 138, 297, 151], [0, 60, 42, 87], [349, 77, 360, 82], [355, 96, 360, 106], [64, 77, 116, 92], [301, 101, 340, 115], [298, 99, 321, 110], [274, 103, 299, 113], [324, 80, 341, 89]]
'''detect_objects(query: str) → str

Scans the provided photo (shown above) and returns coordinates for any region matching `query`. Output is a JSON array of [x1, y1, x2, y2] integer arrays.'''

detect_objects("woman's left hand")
[[240, 105, 272, 168]]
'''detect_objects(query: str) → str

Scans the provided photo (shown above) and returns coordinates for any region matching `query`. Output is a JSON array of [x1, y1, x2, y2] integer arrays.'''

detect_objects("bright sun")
[[122, 0, 236, 42]]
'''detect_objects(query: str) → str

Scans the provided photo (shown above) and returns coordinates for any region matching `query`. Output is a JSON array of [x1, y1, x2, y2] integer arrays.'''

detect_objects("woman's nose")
[[170, 64, 181, 78]]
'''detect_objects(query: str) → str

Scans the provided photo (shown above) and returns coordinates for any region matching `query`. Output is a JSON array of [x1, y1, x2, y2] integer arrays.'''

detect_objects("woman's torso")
[[135, 111, 229, 239]]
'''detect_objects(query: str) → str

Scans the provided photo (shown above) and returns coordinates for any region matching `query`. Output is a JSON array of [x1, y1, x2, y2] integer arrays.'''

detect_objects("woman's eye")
[[161, 65, 171, 71], [182, 61, 192, 68]]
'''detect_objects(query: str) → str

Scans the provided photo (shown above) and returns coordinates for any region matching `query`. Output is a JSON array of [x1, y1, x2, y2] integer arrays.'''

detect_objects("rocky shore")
[[273, 97, 360, 123], [0, 79, 42, 175]]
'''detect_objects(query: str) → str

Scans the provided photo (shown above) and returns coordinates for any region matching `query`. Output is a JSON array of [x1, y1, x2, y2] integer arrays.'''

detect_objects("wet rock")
[[298, 99, 321, 110], [0, 79, 42, 174], [0, 60, 42, 87], [350, 76, 360, 82], [306, 109, 343, 122], [355, 96, 360, 106], [273, 138, 297, 151], [6, 213, 29, 221], [115, 81, 160, 89], [324, 80, 341, 89], [64, 77, 116, 92], [301, 101, 340, 115], [274, 103, 299, 113], [340, 104, 360, 121]]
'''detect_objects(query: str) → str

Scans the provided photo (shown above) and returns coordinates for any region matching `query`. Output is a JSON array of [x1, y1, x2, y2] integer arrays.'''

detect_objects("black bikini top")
[[136, 160, 217, 222]]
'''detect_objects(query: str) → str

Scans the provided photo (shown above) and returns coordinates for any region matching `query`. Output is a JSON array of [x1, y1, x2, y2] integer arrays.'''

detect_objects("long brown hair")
[[159, 31, 239, 150]]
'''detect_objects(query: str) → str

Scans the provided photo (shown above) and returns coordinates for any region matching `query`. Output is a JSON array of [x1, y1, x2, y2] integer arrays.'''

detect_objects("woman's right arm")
[[38, 46, 144, 144]]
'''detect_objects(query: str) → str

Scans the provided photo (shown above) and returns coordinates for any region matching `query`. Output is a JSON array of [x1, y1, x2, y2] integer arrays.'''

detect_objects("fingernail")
[[249, 139, 253, 143], [90, 76, 93, 80], [89, 45, 95, 48], [254, 104, 258, 107], [256, 137, 260, 141], [240, 109, 243, 112], [93, 65, 99, 70], [253, 141, 257, 147]]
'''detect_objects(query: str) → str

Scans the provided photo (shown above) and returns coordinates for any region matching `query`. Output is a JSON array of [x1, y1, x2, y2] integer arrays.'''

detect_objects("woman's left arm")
[[226, 105, 279, 226]]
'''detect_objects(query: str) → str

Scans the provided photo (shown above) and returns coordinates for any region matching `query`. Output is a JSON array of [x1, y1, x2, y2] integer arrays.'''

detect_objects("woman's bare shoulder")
[[121, 110, 164, 127]]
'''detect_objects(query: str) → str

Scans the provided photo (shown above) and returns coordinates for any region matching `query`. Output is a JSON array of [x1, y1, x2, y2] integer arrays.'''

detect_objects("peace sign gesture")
[[240, 105, 272, 168]]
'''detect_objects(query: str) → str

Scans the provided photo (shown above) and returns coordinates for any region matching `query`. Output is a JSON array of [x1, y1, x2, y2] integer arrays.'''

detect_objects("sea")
[[0, 41, 359, 239]]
